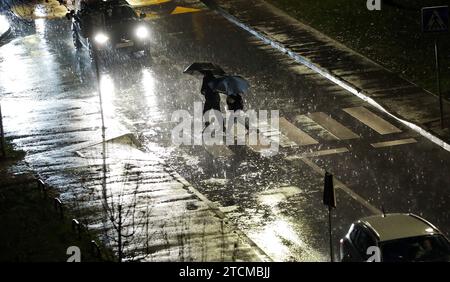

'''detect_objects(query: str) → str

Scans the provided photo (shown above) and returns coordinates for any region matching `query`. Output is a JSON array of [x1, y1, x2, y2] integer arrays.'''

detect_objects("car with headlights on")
[[340, 213, 450, 262], [67, 0, 151, 60]]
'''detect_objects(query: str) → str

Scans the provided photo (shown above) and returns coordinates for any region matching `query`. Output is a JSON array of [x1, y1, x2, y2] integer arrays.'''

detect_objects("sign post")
[[422, 6, 449, 129], [323, 171, 336, 262], [0, 104, 5, 158]]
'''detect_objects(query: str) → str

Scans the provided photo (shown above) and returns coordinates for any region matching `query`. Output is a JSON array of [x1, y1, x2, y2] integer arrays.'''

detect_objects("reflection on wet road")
[[1, 0, 449, 261]]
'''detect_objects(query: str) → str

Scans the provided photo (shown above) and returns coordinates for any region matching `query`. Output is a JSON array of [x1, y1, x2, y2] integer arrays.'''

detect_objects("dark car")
[[67, 0, 151, 60], [340, 213, 450, 262]]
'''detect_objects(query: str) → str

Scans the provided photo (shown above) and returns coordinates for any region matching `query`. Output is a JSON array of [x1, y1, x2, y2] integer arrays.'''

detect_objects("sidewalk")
[[202, 0, 450, 147]]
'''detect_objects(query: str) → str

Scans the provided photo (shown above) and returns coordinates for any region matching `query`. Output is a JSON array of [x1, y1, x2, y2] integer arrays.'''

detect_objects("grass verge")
[[267, 0, 450, 99], [0, 137, 114, 262]]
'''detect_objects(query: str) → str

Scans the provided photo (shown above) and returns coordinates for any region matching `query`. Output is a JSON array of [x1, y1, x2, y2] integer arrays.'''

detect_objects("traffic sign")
[[422, 6, 449, 33]]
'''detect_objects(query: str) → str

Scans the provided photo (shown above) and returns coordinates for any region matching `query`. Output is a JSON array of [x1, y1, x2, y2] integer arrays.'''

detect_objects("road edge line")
[[299, 157, 382, 215]]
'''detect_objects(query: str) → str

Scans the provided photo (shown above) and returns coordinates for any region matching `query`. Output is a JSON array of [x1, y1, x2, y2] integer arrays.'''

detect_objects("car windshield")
[[104, 5, 137, 23], [381, 235, 450, 262]]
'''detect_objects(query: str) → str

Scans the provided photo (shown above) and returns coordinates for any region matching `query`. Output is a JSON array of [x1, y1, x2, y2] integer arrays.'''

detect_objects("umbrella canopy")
[[183, 62, 226, 76], [208, 75, 250, 96]]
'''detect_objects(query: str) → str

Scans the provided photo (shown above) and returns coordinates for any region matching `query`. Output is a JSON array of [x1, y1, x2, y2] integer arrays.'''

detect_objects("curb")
[[200, 0, 450, 153]]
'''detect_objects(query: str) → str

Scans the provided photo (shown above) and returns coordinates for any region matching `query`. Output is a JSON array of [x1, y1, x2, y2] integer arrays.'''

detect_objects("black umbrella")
[[208, 75, 250, 96], [183, 62, 226, 76]]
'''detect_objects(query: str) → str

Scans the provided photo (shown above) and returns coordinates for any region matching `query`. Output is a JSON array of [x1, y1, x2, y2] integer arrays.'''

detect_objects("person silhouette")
[[201, 71, 222, 129]]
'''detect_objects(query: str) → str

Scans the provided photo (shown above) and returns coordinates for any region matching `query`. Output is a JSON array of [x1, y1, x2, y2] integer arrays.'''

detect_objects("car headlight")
[[94, 33, 109, 44], [135, 26, 149, 39]]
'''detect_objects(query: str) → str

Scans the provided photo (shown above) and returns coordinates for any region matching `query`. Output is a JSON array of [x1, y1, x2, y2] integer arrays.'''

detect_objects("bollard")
[[72, 219, 81, 239], [53, 198, 63, 218], [90, 240, 101, 258]]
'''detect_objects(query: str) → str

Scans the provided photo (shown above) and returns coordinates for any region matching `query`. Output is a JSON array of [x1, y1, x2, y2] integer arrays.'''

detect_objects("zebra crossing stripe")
[[295, 115, 338, 141], [285, 147, 349, 160], [307, 112, 359, 140], [279, 117, 318, 146], [343, 107, 402, 135], [243, 118, 294, 148], [371, 138, 417, 148]]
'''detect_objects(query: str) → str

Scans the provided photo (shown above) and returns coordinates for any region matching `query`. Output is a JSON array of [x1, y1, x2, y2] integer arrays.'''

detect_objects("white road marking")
[[295, 115, 338, 141], [307, 112, 359, 140], [279, 117, 318, 146], [242, 117, 295, 148], [371, 138, 417, 148], [343, 107, 401, 135], [285, 147, 349, 160]]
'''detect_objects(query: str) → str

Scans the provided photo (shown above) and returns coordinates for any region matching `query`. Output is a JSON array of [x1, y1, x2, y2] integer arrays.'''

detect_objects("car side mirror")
[[140, 12, 146, 19]]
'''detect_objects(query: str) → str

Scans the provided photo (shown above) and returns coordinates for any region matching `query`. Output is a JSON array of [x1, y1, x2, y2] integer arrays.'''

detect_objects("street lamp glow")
[[135, 26, 149, 39], [94, 32, 109, 44]]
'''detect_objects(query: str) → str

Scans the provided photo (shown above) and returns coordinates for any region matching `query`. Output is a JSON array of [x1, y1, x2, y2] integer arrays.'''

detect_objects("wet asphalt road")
[[1, 0, 449, 261]]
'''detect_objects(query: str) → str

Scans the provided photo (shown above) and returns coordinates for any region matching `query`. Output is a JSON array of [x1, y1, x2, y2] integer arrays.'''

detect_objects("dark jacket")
[[201, 73, 221, 114], [226, 94, 244, 112]]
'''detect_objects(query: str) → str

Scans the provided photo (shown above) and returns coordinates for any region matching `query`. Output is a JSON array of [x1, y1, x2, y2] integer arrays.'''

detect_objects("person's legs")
[[203, 93, 221, 128], [226, 95, 244, 112]]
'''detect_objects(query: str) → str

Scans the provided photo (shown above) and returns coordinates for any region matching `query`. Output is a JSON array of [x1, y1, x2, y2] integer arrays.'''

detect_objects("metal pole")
[[93, 47, 114, 261], [435, 38, 444, 129], [118, 204, 122, 262], [328, 206, 333, 262], [0, 104, 5, 158], [93, 47, 108, 201]]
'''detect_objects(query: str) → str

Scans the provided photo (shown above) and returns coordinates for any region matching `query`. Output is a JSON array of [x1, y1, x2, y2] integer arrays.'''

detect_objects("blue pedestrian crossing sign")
[[422, 6, 449, 33]]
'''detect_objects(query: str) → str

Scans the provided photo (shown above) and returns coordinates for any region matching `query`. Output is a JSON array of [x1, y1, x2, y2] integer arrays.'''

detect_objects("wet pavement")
[[0, 0, 449, 261]]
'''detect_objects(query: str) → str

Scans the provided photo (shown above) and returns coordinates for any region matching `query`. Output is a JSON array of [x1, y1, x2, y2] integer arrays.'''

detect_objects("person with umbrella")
[[184, 63, 251, 129], [184, 63, 226, 128], [208, 75, 250, 137]]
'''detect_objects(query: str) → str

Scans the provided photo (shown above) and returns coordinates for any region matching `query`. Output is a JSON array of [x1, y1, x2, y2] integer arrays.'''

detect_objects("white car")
[[340, 213, 450, 262]]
